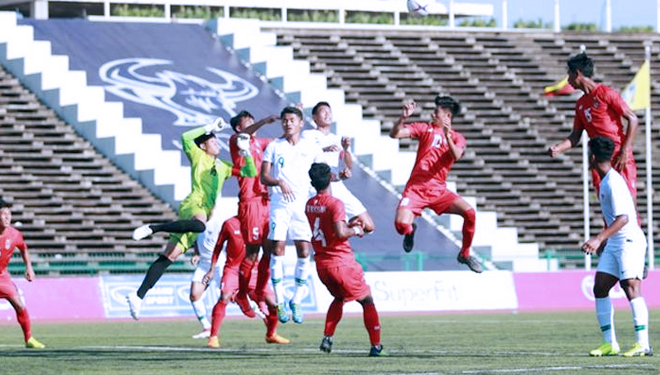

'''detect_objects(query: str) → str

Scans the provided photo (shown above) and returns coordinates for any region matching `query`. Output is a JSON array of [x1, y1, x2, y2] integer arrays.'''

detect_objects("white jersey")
[[302, 129, 342, 173], [263, 136, 323, 203], [599, 169, 645, 246]]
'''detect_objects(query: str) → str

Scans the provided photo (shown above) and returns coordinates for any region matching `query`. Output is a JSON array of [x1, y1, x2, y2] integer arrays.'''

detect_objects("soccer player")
[[203, 216, 290, 348], [261, 106, 323, 324], [228, 111, 279, 318], [126, 118, 257, 320], [390, 96, 482, 273], [582, 137, 651, 357], [302, 101, 375, 233], [548, 52, 639, 199], [189, 208, 226, 339], [0, 198, 45, 349], [305, 163, 386, 357]]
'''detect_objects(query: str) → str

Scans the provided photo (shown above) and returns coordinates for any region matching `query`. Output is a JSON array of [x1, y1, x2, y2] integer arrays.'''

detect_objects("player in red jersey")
[[390, 96, 482, 273], [549, 52, 639, 199], [305, 163, 386, 357], [202, 216, 290, 348], [0, 198, 45, 349], [228, 110, 279, 318]]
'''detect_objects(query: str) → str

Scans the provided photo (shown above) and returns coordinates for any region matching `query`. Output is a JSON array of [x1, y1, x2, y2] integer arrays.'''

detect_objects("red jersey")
[[305, 194, 354, 268], [405, 122, 466, 190], [229, 134, 270, 201], [0, 226, 25, 274], [211, 216, 245, 271], [574, 84, 629, 153]]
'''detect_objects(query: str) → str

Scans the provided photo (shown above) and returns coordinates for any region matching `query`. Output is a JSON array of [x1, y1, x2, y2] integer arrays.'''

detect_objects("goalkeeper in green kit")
[[126, 118, 257, 320]]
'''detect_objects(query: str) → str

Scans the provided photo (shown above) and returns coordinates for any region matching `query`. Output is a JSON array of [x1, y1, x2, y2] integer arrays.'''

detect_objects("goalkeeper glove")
[[204, 117, 227, 133], [236, 133, 251, 157]]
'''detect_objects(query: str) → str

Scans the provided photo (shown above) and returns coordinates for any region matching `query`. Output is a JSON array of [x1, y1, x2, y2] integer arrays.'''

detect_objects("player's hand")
[[204, 117, 227, 133], [401, 101, 416, 119], [191, 254, 200, 266], [323, 144, 341, 152], [263, 114, 279, 124], [339, 167, 352, 180], [581, 237, 603, 255], [278, 180, 295, 202], [613, 151, 627, 171], [202, 270, 214, 285], [25, 268, 35, 282], [237, 133, 251, 157], [294, 103, 304, 111], [349, 222, 364, 238], [548, 144, 561, 158], [341, 136, 351, 150]]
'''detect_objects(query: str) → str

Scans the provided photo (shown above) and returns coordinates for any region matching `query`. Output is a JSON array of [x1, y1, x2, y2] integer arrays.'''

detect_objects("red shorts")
[[238, 198, 270, 246], [592, 159, 637, 199], [0, 272, 18, 299], [398, 185, 459, 216], [317, 261, 370, 302], [220, 266, 274, 300]]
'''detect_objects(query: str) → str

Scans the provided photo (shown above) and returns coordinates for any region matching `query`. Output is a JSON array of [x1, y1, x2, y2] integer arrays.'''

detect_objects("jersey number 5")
[[312, 217, 326, 247]]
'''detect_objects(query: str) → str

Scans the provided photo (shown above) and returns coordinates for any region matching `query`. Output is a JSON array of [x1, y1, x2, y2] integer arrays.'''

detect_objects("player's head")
[[280, 106, 304, 138], [567, 52, 594, 88], [312, 101, 332, 128], [432, 95, 460, 125], [309, 162, 332, 192], [0, 198, 11, 228], [194, 133, 221, 156], [230, 110, 255, 133], [588, 136, 615, 164]]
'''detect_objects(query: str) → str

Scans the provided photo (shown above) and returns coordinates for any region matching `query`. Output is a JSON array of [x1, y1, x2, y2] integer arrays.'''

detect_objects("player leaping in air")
[[389, 96, 482, 273], [126, 118, 257, 320]]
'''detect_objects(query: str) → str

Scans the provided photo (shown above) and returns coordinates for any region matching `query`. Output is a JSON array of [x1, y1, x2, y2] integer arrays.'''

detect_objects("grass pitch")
[[1, 311, 658, 374]]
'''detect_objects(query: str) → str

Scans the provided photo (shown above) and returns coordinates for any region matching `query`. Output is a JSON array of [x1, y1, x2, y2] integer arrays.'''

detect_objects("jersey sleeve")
[[181, 126, 208, 163], [263, 141, 275, 165], [218, 159, 234, 180], [211, 222, 230, 265], [603, 86, 629, 118], [229, 133, 241, 166], [452, 131, 467, 149], [14, 230, 27, 252], [330, 198, 347, 224], [405, 122, 426, 139], [609, 175, 634, 218]]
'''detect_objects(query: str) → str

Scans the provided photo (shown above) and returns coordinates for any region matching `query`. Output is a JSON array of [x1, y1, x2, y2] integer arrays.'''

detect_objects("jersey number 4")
[[312, 217, 326, 247]]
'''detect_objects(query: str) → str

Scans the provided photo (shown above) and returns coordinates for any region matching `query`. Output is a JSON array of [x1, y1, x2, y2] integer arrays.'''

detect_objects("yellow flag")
[[621, 61, 650, 111]]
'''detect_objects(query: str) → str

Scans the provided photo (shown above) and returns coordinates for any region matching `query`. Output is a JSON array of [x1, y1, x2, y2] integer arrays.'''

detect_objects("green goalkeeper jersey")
[[180, 126, 256, 215]]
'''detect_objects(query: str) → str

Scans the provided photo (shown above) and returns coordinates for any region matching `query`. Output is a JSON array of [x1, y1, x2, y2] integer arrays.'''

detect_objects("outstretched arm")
[[390, 102, 415, 139], [549, 128, 582, 158], [241, 115, 279, 135]]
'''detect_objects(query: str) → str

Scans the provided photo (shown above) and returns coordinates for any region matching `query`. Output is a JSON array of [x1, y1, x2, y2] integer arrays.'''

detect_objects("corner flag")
[[621, 61, 650, 111]]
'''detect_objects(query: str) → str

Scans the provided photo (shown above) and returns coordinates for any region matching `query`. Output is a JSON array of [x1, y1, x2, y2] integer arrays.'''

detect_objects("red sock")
[[362, 302, 381, 347], [394, 221, 414, 236], [210, 300, 227, 337], [238, 257, 256, 296], [255, 252, 271, 298], [16, 307, 31, 342], [324, 299, 344, 337], [459, 208, 476, 258], [265, 306, 278, 337]]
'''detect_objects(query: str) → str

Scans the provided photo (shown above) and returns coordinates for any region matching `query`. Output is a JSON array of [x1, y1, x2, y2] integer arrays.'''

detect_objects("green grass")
[[1, 311, 659, 374]]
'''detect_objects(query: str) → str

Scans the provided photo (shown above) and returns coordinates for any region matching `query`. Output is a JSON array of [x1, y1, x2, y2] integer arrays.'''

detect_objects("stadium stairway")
[[208, 18, 555, 271]]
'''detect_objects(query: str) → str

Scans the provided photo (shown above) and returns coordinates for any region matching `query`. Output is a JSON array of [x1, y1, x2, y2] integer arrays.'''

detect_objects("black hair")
[[588, 136, 615, 163], [230, 110, 254, 132], [312, 101, 331, 116], [567, 52, 594, 78], [434, 96, 460, 118], [309, 163, 332, 191], [194, 132, 216, 147], [280, 106, 303, 119], [0, 198, 11, 209]]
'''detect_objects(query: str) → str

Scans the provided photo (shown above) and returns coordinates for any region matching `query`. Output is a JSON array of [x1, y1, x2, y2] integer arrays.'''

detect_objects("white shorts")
[[268, 198, 311, 242], [597, 238, 646, 280], [190, 253, 225, 284], [331, 180, 366, 219]]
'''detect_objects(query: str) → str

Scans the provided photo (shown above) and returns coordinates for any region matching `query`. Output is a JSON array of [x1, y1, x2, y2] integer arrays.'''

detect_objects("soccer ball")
[[406, 0, 430, 17]]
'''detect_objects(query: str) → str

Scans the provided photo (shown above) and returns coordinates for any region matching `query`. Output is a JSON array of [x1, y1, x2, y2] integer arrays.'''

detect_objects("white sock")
[[630, 297, 650, 348], [270, 255, 286, 305], [596, 297, 617, 347], [191, 299, 210, 330], [291, 257, 310, 304]]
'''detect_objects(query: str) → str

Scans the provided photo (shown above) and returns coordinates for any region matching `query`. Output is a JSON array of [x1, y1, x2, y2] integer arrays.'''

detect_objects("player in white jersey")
[[261, 106, 323, 324], [302, 102, 375, 233], [189, 205, 226, 339], [582, 136, 651, 357]]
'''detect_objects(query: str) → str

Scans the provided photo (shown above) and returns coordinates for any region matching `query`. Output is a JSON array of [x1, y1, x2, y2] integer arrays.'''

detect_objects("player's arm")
[[549, 127, 582, 158], [581, 214, 628, 255], [190, 242, 201, 266], [203, 225, 228, 284], [339, 137, 354, 180], [333, 220, 364, 239], [390, 102, 415, 139], [443, 123, 465, 161], [17, 241, 35, 282], [261, 161, 294, 201], [182, 118, 226, 161], [241, 115, 279, 135], [616, 108, 639, 170]]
